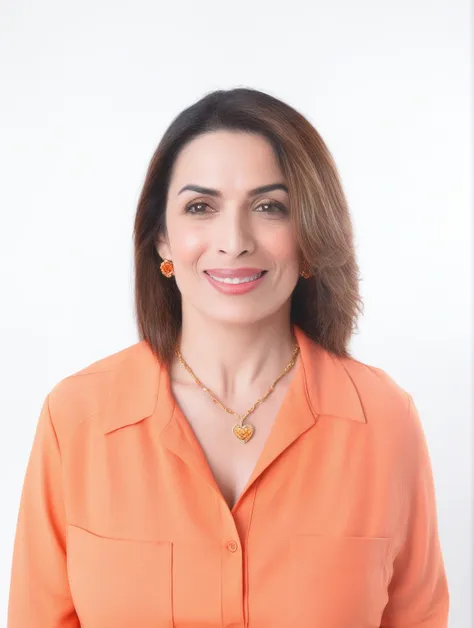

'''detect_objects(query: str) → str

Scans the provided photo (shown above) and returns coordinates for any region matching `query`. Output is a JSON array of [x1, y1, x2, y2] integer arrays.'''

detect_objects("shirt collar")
[[102, 324, 366, 435]]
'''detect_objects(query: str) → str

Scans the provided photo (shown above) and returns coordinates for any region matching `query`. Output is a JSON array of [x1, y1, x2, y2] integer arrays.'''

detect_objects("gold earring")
[[300, 260, 312, 279], [160, 259, 174, 278]]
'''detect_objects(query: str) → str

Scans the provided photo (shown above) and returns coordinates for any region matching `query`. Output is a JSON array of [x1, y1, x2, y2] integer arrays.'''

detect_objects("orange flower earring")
[[160, 258, 175, 278], [299, 260, 312, 279]]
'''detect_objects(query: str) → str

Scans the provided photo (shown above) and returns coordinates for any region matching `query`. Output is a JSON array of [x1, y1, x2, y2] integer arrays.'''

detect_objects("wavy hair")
[[133, 87, 364, 366]]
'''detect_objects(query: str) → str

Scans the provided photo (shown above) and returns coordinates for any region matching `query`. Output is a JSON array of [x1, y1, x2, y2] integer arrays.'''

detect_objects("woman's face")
[[157, 130, 301, 326]]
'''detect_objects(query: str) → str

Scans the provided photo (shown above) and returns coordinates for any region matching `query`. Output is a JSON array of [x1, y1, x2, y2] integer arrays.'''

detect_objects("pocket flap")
[[67, 524, 173, 628]]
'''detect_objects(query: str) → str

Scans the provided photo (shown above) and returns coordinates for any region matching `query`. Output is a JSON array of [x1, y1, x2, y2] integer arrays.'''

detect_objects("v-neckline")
[[159, 352, 316, 516]]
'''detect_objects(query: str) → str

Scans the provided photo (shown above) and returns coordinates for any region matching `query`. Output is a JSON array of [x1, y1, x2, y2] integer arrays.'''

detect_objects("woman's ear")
[[156, 232, 171, 261]]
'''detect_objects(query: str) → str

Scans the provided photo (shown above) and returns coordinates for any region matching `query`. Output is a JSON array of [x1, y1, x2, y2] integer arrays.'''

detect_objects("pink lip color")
[[204, 267, 264, 278], [204, 271, 266, 294]]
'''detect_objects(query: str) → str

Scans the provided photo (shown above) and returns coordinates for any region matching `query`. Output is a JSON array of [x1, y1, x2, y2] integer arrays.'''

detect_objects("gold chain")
[[174, 340, 300, 443]]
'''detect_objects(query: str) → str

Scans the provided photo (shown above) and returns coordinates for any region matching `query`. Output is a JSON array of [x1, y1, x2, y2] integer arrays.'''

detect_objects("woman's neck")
[[170, 308, 297, 405]]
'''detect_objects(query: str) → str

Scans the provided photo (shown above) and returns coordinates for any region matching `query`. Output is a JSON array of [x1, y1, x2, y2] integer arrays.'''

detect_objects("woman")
[[8, 88, 449, 627]]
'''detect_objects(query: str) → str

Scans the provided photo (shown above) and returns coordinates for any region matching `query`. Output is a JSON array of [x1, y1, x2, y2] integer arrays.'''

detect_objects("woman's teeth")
[[207, 272, 263, 284]]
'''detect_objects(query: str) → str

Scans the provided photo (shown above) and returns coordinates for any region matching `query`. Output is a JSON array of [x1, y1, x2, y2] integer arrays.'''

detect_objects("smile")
[[206, 271, 264, 284], [203, 270, 268, 295]]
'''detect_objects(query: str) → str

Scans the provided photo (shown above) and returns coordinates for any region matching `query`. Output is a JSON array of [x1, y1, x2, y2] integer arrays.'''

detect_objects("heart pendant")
[[232, 423, 255, 443]]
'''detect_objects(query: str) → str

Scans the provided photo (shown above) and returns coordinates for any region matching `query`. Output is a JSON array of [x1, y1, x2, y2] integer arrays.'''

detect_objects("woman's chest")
[[62, 414, 400, 627], [173, 396, 283, 512]]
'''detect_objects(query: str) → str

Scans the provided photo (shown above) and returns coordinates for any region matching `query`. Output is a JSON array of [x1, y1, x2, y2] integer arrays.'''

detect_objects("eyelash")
[[184, 200, 288, 216]]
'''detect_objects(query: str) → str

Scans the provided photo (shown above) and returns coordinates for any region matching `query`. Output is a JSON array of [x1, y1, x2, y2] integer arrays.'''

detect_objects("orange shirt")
[[8, 325, 449, 627]]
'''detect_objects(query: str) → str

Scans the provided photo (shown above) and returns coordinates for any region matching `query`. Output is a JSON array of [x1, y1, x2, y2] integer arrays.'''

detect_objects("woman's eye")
[[184, 202, 210, 214], [255, 201, 287, 215]]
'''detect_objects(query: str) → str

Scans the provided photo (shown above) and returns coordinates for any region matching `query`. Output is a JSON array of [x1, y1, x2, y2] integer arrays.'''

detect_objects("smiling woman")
[[154, 129, 305, 327], [135, 90, 363, 367], [7, 87, 449, 627]]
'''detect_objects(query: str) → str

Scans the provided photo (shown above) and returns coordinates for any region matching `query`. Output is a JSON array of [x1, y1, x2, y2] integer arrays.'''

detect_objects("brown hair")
[[133, 87, 364, 367]]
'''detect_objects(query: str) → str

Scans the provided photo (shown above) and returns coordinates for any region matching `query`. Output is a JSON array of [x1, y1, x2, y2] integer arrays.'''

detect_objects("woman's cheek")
[[263, 231, 299, 266], [173, 230, 207, 265]]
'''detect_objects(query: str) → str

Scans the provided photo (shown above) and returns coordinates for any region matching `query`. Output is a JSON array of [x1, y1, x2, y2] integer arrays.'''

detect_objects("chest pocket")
[[67, 524, 173, 628], [288, 534, 392, 628]]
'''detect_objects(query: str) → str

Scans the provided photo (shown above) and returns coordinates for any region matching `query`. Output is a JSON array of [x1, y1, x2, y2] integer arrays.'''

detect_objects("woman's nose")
[[216, 209, 256, 257]]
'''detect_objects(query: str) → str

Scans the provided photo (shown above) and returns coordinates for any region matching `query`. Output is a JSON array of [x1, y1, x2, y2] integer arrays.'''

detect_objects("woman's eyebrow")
[[177, 183, 289, 197]]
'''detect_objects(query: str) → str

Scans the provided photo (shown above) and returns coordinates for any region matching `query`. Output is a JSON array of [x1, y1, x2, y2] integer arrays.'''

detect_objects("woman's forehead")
[[169, 132, 284, 196]]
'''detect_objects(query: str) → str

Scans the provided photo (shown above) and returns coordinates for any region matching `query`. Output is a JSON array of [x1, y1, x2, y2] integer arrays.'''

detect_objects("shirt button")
[[226, 540, 238, 552]]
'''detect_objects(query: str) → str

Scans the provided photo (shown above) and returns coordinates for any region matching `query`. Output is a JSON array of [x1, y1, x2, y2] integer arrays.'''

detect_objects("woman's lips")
[[204, 267, 265, 278], [204, 270, 267, 294]]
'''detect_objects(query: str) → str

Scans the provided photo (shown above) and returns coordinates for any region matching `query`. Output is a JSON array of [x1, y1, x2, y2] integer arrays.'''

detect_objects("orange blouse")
[[7, 325, 449, 627]]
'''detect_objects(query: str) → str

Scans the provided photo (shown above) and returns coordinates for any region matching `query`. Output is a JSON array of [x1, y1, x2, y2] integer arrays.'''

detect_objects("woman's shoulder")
[[45, 340, 156, 445], [298, 328, 412, 432], [341, 352, 409, 402], [336, 351, 419, 440], [333, 353, 436, 487]]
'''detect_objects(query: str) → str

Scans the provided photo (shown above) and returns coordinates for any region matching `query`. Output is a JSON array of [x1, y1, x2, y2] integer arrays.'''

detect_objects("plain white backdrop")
[[1, 1, 471, 626]]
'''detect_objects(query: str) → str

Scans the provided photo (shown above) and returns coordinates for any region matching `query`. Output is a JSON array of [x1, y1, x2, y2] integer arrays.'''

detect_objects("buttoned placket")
[[220, 512, 245, 628], [160, 382, 315, 628]]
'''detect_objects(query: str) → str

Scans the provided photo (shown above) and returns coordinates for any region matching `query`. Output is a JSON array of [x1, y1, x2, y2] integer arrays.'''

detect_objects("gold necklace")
[[174, 341, 300, 443]]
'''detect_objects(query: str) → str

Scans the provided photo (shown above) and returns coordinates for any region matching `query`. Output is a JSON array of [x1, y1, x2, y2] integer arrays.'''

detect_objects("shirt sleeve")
[[380, 393, 450, 627], [7, 393, 80, 627]]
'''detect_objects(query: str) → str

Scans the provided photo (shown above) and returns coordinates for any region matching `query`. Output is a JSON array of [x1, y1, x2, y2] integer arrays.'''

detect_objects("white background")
[[0, 1, 471, 626]]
